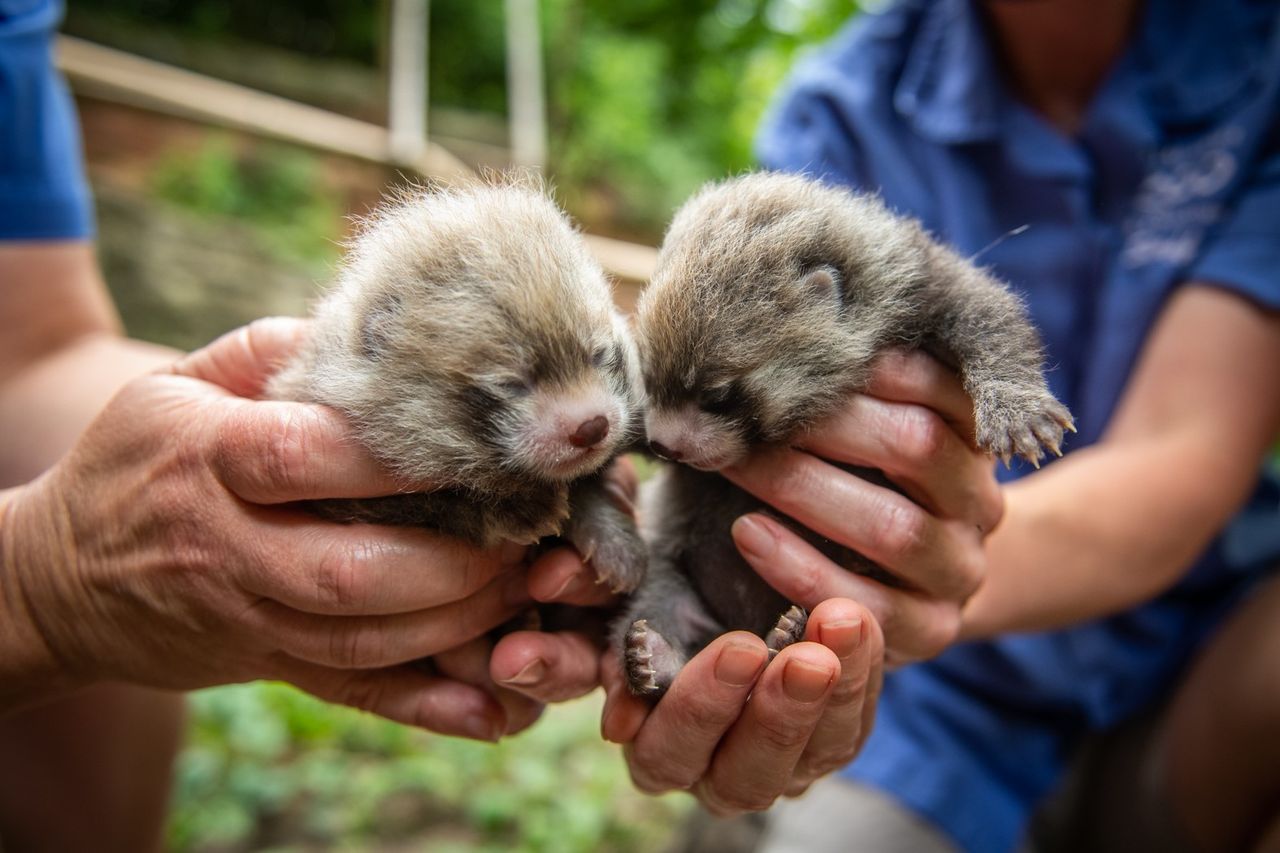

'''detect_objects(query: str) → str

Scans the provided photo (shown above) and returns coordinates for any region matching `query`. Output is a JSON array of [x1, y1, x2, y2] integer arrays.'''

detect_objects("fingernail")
[[464, 713, 503, 743], [817, 617, 863, 658], [783, 658, 835, 703], [732, 514, 778, 561], [541, 569, 581, 602], [500, 658, 547, 687], [715, 641, 766, 687], [499, 541, 529, 568], [504, 571, 534, 607]]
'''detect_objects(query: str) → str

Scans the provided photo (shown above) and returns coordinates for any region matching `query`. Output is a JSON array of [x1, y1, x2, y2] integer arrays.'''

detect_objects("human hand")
[[723, 350, 1003, 666], [598, 598, 883, 814], [0, 318, 535, 739], [488, 456, 640, 704]]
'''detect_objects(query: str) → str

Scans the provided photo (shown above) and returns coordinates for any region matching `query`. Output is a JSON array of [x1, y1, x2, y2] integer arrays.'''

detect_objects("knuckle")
[[694, 784, 745, 818], [335, 673, 386, 714], [981, 488, 1006, 533], [628, 760, 683, 795], [212, 409, 253, 480], [827, 671, 869, 708], [752, 711, 812, 753], [714, 786, 778, 814], [894, 406, 948, 470], [264, 409, 316, 496], [869, 499, 928, 565], [678, 698, 737, 737], [314, 539, 370, 611], [951, 545, 986, 600], [327, 619, 388, 669], [785, 559, 824, 608], [457, 546, 498, 598], [916, 604, 961, 659]]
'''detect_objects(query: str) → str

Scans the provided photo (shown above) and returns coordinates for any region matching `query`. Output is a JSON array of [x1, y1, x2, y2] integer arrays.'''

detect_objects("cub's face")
[[634, 173, 873, 471], [636, 263, 849, 471], [328, 185, 642, 486]]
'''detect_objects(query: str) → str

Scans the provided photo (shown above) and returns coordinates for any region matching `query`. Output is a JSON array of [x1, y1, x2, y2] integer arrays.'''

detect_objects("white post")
[[388, 0, 429, 165], [505, 0, 547, 172]]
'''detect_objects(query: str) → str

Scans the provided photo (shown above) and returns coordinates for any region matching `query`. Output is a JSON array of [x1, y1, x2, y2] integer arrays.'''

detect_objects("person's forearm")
[[0, 484, 77, 713], [961, 286, 1280, 640], [0, 330, 177, 712], [0, 334, 179, 486], [961, 431, 1265, 639]]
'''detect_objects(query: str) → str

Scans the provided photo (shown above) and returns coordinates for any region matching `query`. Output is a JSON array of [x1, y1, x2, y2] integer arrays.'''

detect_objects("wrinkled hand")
[[492, 549, 886, 815], [1, 318, 535, 738], [601, 599, 883, 815], [724, 350, 1003, 666]]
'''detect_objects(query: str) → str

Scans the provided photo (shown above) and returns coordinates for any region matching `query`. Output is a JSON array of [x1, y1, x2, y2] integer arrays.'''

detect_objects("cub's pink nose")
[[569, 415, 610, 448]]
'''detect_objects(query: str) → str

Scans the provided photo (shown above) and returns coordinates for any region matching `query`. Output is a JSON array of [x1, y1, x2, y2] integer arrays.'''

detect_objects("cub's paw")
[[624, 619, 685, 698], [570, 517, 650, 591], [764, 605, 808, 659], [975, 390, 1074, 467]]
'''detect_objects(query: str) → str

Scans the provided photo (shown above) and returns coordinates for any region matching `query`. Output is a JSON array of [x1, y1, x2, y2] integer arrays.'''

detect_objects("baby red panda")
[[268, 179, 647, 593], [621, 172, 1073, 695]]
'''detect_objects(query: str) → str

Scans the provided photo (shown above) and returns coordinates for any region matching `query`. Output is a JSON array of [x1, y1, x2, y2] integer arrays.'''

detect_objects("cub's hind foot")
[[764, 605, 808, 659], [625, 619, 686, 697], [975, 390, 1074, 467]]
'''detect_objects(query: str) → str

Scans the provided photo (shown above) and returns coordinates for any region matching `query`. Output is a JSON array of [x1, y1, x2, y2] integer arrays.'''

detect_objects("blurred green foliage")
[[68, 0, 862, 237], [171, 683, 689, 852], [150, 136, 342, 272]]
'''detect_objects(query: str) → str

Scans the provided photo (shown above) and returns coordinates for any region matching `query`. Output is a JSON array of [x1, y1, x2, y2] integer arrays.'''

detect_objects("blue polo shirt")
[[0, 0, 92, 240], [759, 1, 1280, 850]]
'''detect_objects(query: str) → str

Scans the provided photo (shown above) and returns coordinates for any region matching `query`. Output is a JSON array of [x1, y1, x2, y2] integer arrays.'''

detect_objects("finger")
[[491, 629, 603, 703], [211, 400, 408, 503], [792, 599, 884, 787], [171, 317, 309, 399], [732, 513, 961, 662], [724, 448, 984, 601], [601, 649, 652, 745], [865, 349, 977, 443], [605, 455, 640, 507], [796, 395, 1003, 532], [242, 512, 525, 615], [694, 642, 838, 816], [241, 568, 532, 669], [435, 636, 544, 736], [276, 655, 506, 741], [624, 632, 768, 794], [528, 547, 619, 607]]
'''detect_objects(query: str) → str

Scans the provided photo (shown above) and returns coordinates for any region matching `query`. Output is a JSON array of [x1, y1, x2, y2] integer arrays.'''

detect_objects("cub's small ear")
[[798, 265, 842, 311], [360, 294, 402, 360]]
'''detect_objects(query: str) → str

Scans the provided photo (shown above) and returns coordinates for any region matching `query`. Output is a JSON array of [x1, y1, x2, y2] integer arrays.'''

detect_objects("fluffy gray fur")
[[268, 179, 648, 593], [620, 171, 1074, 695]]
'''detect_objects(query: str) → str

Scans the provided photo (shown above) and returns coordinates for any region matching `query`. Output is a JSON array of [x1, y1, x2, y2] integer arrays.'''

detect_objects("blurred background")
[[59, 0, 864, 850]]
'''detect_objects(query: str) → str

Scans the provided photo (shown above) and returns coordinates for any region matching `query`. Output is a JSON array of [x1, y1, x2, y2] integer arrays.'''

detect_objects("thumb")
[[171, 317, 308, 399]]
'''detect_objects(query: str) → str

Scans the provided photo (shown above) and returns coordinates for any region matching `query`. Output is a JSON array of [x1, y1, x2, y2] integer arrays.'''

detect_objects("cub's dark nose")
[[649, 440, 682, 462], [569, 415, 610, 448]]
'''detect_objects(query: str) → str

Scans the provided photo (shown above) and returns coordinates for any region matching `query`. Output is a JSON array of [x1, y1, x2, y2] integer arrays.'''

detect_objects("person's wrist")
[[0, 481, 83, 712]]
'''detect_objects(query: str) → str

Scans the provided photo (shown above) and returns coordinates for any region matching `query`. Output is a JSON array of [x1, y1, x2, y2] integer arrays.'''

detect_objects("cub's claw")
[[977, 392, 1074, 467], [624, 619, 683, 698], [764, 605, 808, 659]]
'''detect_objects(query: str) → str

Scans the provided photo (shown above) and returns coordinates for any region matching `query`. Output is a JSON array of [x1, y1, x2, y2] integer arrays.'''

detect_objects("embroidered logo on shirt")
[[1122, 125, 1243, 268]]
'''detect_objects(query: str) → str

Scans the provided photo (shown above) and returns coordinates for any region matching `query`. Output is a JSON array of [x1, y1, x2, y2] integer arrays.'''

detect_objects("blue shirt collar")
[[894, 0, 1005, 144]]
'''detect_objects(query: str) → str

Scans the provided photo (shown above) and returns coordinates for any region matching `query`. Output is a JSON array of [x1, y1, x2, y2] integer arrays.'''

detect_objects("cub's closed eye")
[[494, 377, 532, 396], [591, 345, 611, 368], [698, 384, 738, 415]]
